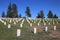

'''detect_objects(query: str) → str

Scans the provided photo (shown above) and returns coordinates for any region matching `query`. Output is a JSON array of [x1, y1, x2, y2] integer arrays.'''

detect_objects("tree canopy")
[[25, 6, 31, 17], [47, 10, 53, 18]]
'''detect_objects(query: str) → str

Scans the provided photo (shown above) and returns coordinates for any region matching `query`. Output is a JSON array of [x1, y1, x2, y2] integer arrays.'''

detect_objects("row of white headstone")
[[9, 18, 22, 23], [0, 19, 7, 25], [0, 19, 11, 29], [16, 28, 36, 37], [44, 26, 56, 32], [26, 19, 58, 27], [16, 26, 56, 37], [38, 19, 58, 26], [0, 19, 58, 28], [6, 18, 23, 28], [3, 18, 58, 27]]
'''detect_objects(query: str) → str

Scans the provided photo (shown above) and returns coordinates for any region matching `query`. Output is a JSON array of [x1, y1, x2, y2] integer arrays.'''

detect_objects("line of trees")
[[36, 10, 58, 18], [1, 3, 58, 18]]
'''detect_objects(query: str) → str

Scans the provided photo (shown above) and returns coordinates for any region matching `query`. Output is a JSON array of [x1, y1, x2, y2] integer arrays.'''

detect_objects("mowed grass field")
[[0, 18, 60, 40]]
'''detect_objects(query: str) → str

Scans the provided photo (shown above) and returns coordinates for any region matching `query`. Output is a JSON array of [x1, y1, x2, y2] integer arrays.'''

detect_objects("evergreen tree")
[[40, 10, 45, 18], [36, 10, 44, 18], [6, 3, 12, 18], [25, 6, 31, 17], [2, 11, 5, 17], [6, 3, 18, 18], [36, 13, 41, 18], [53, 14, 58, 18], [47, 10, 53, 18], [12, 4, 18, 18]]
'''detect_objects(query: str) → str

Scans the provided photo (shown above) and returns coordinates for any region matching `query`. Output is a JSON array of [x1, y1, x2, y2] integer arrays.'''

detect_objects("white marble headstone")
[[10, 20, 12, 23], [8, 24, 11, 28], [45, 26, 48, 32], [49, 23, 50, 25], [20, 24, 22, 28], [14, 22, 16, 25], [44, 23, 46, 26], [54, 26, 56, 31], [37, 23, 39, 26], [4, 22, 6, 25], [1, 20, 4, 23], [30, 23, 32, 27], [17, 29, 21, 37], [34, 27, 37, 34]]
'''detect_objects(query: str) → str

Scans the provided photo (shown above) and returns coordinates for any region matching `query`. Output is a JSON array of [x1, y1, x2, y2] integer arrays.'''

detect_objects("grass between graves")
[[0, 19, 60, 40]]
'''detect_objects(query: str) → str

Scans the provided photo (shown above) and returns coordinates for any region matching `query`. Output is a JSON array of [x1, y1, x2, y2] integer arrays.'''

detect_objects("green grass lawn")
[[0, 18, 60, 40]]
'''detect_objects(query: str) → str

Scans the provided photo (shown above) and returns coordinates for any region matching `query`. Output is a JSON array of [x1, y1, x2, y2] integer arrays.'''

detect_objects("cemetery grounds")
[[0, 18, 60, 40]]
